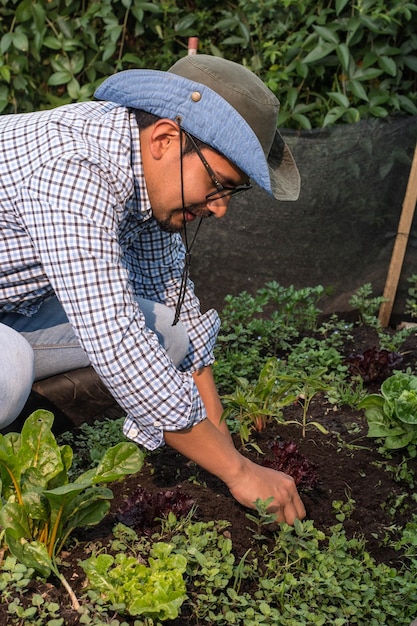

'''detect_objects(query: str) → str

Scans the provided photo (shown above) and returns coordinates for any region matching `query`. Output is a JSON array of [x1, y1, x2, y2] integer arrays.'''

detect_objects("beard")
[[155, 212, 184, 233], [155, 206, 212, 233]]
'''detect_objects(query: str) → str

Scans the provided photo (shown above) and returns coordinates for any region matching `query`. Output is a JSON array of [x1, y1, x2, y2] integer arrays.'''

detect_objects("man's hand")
[[164, 418, 306, 526], [163, 366, 307, 525], [226, 457, 306, 525]]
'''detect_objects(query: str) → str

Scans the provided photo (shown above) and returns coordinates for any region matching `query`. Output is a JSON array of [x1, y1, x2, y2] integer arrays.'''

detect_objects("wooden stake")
[[188, 37, 198, 55], [378, 143, 417, 327]]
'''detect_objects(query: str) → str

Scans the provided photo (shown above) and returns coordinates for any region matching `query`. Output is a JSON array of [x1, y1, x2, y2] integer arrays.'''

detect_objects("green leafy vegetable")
[[81, 542, 187, 620], [221, 357, 297, 443], [359, 371, 417, 448], [0, 410, 144, 606]]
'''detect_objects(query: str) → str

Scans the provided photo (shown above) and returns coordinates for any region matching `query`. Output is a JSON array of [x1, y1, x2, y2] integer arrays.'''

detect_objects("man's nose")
[[206, 196, 231, 218]]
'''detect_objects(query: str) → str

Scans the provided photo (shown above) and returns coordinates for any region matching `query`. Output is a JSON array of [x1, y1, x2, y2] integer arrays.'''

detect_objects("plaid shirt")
[[0, 101, 220, 449]]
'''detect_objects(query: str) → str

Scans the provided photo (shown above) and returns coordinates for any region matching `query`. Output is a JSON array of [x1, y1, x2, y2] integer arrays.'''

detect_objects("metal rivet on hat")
[[191, 91, 202, 102]]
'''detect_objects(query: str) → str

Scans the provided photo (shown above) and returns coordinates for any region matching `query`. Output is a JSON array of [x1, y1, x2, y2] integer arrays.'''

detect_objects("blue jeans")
[[0, 296, 189, 427]]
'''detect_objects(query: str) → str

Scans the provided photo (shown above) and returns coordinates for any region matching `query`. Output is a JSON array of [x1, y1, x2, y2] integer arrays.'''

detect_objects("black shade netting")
[[189, 116, 417, 320]]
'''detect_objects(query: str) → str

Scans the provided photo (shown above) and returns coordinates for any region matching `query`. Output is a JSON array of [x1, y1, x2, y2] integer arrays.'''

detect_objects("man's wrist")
[[163, 419, 245, 485]]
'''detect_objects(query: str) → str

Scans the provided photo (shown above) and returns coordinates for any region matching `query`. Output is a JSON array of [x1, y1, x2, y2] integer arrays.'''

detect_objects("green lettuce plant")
[[81, 541, 187, 621], [0, 409, 144, 607], [359, 371, 417, 449]]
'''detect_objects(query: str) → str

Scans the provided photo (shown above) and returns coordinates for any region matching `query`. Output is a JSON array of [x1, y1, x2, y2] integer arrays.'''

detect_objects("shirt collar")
[[127, 109, 152, 221]]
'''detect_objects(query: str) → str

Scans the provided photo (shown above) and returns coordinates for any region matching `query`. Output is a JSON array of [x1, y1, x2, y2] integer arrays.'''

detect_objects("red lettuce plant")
[[116, 486, 195, 531], [262, 439, 319, 490], [345, 347, 403, 382]]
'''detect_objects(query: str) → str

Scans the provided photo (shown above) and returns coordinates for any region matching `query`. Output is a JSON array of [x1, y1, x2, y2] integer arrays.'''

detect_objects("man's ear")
[[147, 119, 180, 160]]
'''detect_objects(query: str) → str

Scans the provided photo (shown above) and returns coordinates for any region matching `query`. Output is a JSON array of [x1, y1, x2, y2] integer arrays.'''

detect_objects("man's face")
[[141, 121, 249, 233]]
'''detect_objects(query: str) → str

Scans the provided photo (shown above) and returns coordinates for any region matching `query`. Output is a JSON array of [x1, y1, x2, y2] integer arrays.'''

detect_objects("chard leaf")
[[0, 501, 31, 539], [44, 481, 92, 497], [0, 503, 52, 577], [6, 533, 52, 578], [43, 482, 99, 535], [0, 439, 22, 493], [19, 411, 64, 483], [91, 442, 144, 484], [48, 444, 73, 489], [2, 431, 21, 455], [65, 499, 110, 531], [21, 466, 48, 490], [21, 488, 49, 523], [0, 411, 148, 584], [62, 486, 113, 529]]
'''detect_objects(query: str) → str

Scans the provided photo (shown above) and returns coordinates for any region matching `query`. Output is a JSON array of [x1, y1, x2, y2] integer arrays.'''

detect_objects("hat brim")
[[269, 132, 300, 201], [94, 69, 300, 201]]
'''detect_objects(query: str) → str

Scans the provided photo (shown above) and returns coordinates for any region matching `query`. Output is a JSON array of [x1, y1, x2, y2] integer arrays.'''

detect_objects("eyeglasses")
[[183, 130, 252, 202]]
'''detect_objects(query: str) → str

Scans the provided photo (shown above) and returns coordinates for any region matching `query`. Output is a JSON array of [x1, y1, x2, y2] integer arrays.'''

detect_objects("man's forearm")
[[163, 418, 244, 485], [163, 365, 239, 483], [165, 365, 306, 525], [192, 365, 232, 439]]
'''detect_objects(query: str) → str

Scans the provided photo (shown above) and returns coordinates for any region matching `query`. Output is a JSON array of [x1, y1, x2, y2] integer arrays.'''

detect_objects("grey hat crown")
[[169, 55, 279, 159]]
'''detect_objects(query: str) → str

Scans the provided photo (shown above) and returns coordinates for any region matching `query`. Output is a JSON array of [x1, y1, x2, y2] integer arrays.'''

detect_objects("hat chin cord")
[[172, 121, 203, 326]]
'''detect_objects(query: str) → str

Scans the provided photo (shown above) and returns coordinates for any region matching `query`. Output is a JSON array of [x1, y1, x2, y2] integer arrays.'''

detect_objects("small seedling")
[[277, 368, 331, 437], [246, 497, 277, 539]]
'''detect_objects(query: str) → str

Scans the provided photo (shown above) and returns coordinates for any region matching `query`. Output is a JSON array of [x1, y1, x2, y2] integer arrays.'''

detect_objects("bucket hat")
[[94, 55, 300, 201]]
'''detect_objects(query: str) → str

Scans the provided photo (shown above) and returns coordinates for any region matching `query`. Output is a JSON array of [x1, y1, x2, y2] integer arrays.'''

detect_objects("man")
[[0, 54, 305, 524]]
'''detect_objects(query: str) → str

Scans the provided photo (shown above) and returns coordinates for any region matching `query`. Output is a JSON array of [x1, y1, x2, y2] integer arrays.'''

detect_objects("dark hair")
[[134, 109, 210, 156]]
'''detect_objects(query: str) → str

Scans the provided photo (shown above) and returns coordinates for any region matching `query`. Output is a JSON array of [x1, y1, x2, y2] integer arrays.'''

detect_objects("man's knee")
[[166, 317, 189, 366], [138, 299, 190, 367], [0, 323, 35, 428], [152, 304, 190, 367]]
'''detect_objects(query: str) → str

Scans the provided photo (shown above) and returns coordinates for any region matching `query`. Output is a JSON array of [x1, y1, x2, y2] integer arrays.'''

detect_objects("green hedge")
[[1, 0, 416, 128]]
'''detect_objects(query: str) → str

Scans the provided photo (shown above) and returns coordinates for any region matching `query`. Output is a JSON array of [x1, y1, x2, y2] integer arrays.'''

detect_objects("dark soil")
[[2, 322, 417, 625]]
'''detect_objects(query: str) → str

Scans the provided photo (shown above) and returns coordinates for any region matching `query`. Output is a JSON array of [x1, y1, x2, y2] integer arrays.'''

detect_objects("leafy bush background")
[[1, 0, 416, 128]]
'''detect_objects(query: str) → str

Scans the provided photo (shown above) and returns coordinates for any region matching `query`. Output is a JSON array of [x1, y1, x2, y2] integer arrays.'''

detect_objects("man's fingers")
[[267, 493, 306, 525]]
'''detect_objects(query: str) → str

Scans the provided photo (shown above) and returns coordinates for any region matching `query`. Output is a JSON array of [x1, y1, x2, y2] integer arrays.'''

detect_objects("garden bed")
[[2, 300, 417, 625]]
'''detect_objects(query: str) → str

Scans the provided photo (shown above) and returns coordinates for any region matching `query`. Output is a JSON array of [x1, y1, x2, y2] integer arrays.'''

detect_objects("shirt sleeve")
[[16, 153, 211, 450]]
